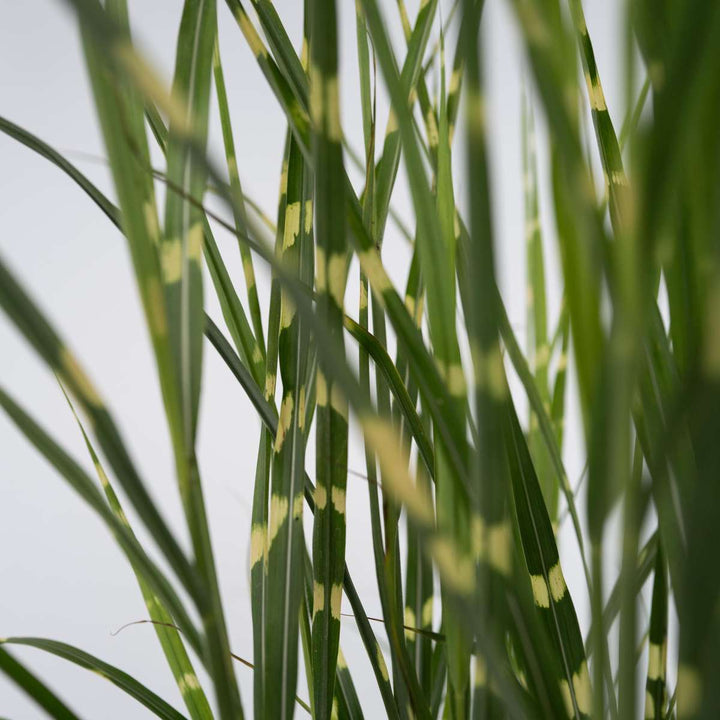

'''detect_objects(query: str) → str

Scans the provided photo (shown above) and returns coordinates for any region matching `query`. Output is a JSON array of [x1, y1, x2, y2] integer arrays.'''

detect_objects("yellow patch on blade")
[[404, 608, 416, 640], [279, 294, 296, 331], [293, 493, 303, 519], [264, 372, 276, 401], [330, 583, 343, 620], [405, 295, 415, 317], [236, 9, 267, 58], [331, 486, 346, 514], [548, 563, 567, 602], [377, 644, 390, 682], [304, 199, 313, 234], [585, 73, 607, 111], [227, 154, 238, 178], [337, 649, 347, 669], [283, 202, 301, 250], [309, 63, 323, 127], [610, 170, 629, 187], [360, 280, 368, 309], [474, 655, 487, 687], [644, 690, 655, 719], [535, 343, 550, 369], [330, 383, 348, 419], [313, 582, 324, 617], [181, 672, 201, 692], [429, 537, 475, 595], [95, 463, 110, 488], [473, 342, 507, 400], [143, 202, 160, 244], [426, 108, 439, 147], [242, 255, 255, 287], [443, 362, 467, 397], [250, 524, 266, 568], [358, 250, 391, 295], [557, 352, 568, 373], [252, 344, 263, 366], [703, 279, 720, 378], [386, 109, 398, 134], [274, 394, 294, 452], [188, 223, 203, 261], [316, 371, 328, 407], [361, 417, 434, 525], [162, 238, 183, 283], [268, 495, 288, 546], [530, 574, 550, 608], [677, 664, 702, 718], [325, 74, 342, 142], [314, 484, 327, 510], [525, 217, 540, 240], [422, 597, 433, 627], [60, 348, 102, 407], [559, 679, 574, 717], [472, 514, 485, 560], [298, 386, 306, 431], [487, 522, 511, 576], [114, 42, 192, 136], [279, 160, 289, 200], [146, 277, 167, 336], [300, 38, 308, 70], [315, 246, 327, 292], [327, 253, 347, 308], [573, 661, 592, 715], [648, 640, 666, 681], [467, 87, 485, 136], [449, 67, 461, 96]]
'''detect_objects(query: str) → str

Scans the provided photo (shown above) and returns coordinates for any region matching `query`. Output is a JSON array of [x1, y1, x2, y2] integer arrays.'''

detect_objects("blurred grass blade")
[[0, 638, 188, 720], [0, 647, 82, 720], [521, 91, 556, 520], [0, 254, 198, 604]]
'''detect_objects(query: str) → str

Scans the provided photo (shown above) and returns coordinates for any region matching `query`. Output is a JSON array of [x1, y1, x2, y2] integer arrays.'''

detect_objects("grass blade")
[[309, 0, 349, 714], [264, 135, 313, 719], [0, 647, 82, 720], [59, 385, 214, 720], [0, 638, 187, 720]]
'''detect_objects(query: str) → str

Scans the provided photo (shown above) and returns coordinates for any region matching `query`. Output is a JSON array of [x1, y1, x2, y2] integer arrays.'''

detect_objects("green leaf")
[[0, 647, 82, 720], [0, 638, 187, 720]]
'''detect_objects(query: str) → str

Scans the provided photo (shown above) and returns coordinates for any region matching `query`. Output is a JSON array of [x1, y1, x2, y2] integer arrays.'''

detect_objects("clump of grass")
[[2, 0, 720, 718]]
